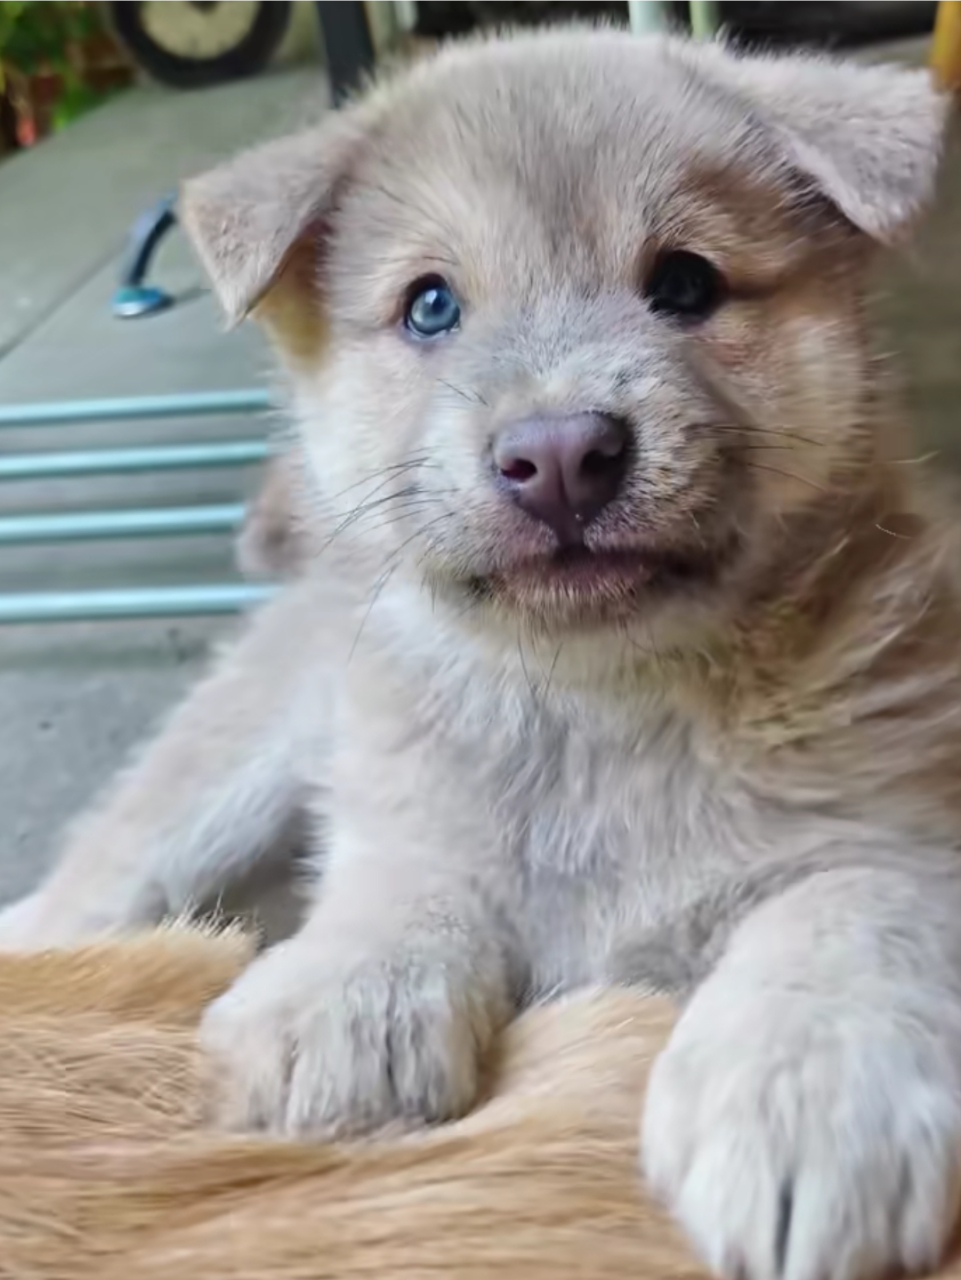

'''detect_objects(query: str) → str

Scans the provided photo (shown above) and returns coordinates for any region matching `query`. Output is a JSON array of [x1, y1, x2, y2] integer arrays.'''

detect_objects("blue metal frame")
[[111, 192, 179, 320], [0, 389, 276, 623], [0, 504, 247, 545], [0, 441, 270, 481], [0, 584, 275, 625], [0, 389, 272, 428]]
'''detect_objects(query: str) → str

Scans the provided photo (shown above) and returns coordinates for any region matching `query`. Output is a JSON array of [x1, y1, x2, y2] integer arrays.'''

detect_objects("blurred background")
[[0, 0, 958, 909]]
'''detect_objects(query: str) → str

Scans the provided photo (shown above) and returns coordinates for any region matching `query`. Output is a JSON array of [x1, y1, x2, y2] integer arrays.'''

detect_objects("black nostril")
[[500, 457, 538, 483]]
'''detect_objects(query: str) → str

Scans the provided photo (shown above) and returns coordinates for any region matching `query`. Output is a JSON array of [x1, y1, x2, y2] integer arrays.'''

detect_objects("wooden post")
[[932, 0, 961, 92]]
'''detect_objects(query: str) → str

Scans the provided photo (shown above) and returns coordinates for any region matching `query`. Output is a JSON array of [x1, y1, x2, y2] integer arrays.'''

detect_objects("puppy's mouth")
[[514, 544, 704, 587], [469, 537, 737, 622]]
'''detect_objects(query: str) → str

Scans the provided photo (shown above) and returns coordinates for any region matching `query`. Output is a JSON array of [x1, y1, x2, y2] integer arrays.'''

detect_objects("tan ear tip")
[[217, 293, 253, 332], [201, 271, 251, 331]]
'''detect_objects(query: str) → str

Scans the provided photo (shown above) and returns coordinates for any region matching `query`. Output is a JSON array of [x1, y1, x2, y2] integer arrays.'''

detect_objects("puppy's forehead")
[[387, 38, 754, 172], [337, 37, 781, 289]]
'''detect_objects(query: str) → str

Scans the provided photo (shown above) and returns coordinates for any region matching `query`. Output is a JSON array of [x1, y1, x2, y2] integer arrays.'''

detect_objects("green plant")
[[2, 1, 102, 77], [0, 2, 30, 91], [0, 2, 121, 133]]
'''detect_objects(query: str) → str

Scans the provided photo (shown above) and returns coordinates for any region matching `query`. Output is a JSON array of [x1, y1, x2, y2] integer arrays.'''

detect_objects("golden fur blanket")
[[2, 927, 959, 1280]]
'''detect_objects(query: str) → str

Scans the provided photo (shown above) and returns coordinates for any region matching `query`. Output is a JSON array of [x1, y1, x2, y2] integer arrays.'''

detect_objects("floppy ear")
[[180, 108, 372, 331], [688, 43, 950, 244]]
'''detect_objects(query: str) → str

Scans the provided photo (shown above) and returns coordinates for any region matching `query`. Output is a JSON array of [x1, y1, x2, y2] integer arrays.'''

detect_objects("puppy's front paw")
[[199, 934, 492, 1137], [642, 988, 961, 1280]]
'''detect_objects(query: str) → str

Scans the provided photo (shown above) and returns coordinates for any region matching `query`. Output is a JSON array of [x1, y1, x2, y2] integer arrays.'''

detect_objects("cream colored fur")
[[2, 29, 960, 1280], [236, 445, 316, 582]]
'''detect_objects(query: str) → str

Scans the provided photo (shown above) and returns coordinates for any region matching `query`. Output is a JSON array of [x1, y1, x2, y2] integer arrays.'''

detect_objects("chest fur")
[[472, 689, 772, 989]]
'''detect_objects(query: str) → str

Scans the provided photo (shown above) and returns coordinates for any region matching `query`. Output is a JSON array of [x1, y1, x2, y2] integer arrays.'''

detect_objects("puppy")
[[2, 29, 959, 1280]]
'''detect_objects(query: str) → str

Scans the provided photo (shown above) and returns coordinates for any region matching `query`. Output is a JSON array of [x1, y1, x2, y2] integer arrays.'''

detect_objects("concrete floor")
[[0, 53, 960, 908], [0, 68, 327, 901]]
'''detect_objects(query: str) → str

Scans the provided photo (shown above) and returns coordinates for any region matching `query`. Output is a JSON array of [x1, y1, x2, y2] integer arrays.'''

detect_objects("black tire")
[[108, 1, 293, 90]]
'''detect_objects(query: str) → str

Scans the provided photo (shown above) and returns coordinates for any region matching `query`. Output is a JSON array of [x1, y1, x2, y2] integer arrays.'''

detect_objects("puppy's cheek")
[[406, 402, 494, 540], [764, 333, 865, 514], [782, 312, 863, 421], [708, 296, 864, 439], [706, 304, 866, 519], [301, 344, 431, 496]]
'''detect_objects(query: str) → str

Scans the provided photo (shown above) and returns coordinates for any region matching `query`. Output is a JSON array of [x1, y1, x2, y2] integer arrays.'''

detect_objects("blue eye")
[[404, 277, 461, 338]]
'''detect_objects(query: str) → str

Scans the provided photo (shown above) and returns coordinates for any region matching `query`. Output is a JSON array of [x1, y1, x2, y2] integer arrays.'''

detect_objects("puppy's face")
[[185, 33, 945, 640]]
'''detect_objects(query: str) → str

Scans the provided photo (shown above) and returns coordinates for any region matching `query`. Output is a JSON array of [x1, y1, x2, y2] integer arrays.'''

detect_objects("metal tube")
[[0, 504, 246, 545], [0, 441, 270, 481], [112, 192, 177, 320], [688, 0, 719, 39], [0, 389, 273, 429], [0, 584, 275, 624], [627, 0, 670, 34]]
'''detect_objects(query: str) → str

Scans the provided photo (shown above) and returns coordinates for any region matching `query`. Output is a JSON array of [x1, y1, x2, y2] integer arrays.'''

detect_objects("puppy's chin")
[[440, 537, 741, 635]]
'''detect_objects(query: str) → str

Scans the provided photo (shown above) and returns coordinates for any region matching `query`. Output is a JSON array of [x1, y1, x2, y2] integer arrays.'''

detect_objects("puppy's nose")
[[493, 413, 629, 541]]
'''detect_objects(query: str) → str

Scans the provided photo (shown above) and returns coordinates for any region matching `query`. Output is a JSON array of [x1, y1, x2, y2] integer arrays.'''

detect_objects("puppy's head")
[[183, 32, 946, 641]]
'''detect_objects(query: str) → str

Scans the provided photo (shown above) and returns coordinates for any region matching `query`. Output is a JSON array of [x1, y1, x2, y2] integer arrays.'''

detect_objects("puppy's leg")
[[200, 779, 518, 1137], [642, 862, 961, 1280], [0, 583, 327, 949]]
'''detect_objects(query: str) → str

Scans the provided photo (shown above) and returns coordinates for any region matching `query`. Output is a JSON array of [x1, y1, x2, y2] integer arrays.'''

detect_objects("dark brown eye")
[[645, 251, 725, 321]]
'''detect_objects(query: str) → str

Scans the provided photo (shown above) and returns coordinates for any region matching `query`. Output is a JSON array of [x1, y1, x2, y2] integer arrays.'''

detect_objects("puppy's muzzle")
[[492, 412, 629, 546]]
